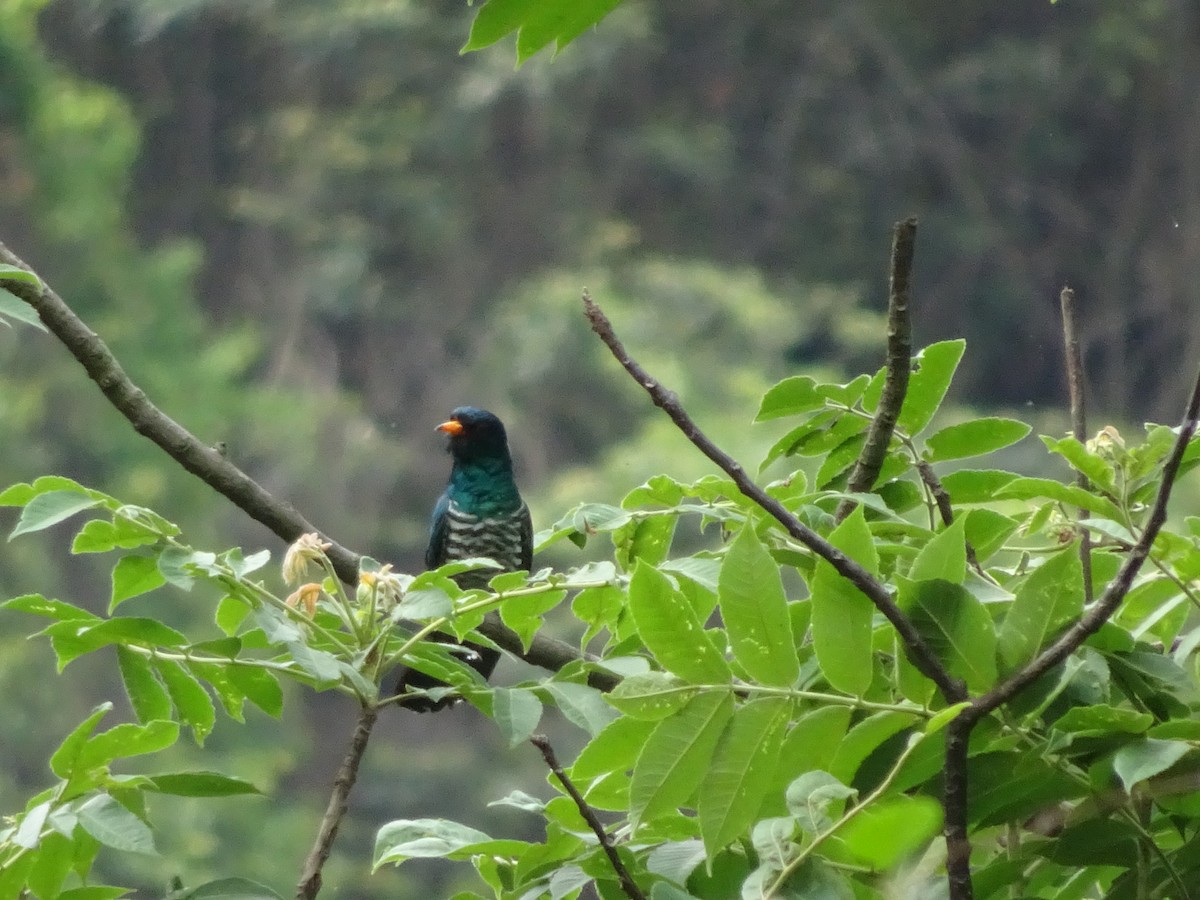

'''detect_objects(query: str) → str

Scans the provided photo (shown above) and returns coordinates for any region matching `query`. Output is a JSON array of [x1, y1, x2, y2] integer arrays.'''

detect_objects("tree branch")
[[297, 703, 378, 900], [1060, 285, 1093, 602], [582, 290, 964, 704], [531, 734, 647, 900], [0, 242, 607, 689], [838, 217, 916, 521], [941, 364, 1200, 900], [973, 366, 1200, 719]]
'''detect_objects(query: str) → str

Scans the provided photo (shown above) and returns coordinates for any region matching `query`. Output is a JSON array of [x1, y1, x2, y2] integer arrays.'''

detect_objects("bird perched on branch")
[[394, 406, 532, 711]]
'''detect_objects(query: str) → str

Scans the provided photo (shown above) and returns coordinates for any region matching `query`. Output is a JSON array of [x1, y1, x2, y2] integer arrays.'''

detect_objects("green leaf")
[[1042, 436, 1118, 493], [0, 263, 40, 285], [9, 491, 103, 540], [829, 711, 915, 784], [0, 284, 48, 330], [2, 593, 100, 622], [0, 475, 112, 507], [226, 665, 284, 718], [901, 580, 997, 693], [514, 0, 623, 60], [998, 548, 1084, 670], [544, 682, 618, 737], [909, 518, 967, 584], [97, 617, 186, 647], [785, 771, 856, 832], [72, 516, 159, 553], [810, 507, 877, 695], [285, 641, 342, 686], [187, 660, 248, 721], [994, 477, 1123, 520], [839, 795, 942, 868], [572, 584, 625, 646], [1113, 739, 1191, 791], [492, 688, 543, 748], [718, 526, 800, 687], [170, 877, 283, 899], [395, 587, 452, 619], [650, 883, 701, 900], [768, 706, 853, 808], [615, 515, 677, 569], [78, 720, 179, 772], [462, 0, 622, 61], [374, 818, 492, 868], [698, 697, 790, 855], [1054, 705, 1152, 737], [628, 561, 731, 684], [897, 340, 966, 435], [147, 772, 261, 797], [939, 469, 1020, 503], [606, 671, 698, 720], [153, 659, 215, 744], [961, 508, 1019, 561], [50, 704, 112, 779], [110, 555, 167, 611], [630, 691, 734, 826], [925, 418, 1031, 462], [756, 376, 825, 421], [76, 795, 156, 856], [925, 701, 972, 735], [571, 716, 655, 781], [462, 0, 538, 51], [27, 830, 73, 898], [56, 888, 130, 900], [499, 588, 566, 652]]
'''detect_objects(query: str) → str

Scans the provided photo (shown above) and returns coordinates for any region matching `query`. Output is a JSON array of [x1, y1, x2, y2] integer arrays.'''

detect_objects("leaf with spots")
[[698, 697, 790, 855]]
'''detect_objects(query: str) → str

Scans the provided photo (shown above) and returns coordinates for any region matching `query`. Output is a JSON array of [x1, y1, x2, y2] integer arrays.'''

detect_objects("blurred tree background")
[[1, 0, 1197, 895]]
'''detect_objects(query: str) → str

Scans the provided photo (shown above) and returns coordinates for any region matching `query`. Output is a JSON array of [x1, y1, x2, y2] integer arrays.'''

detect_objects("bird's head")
[[437, 406, 513, 465]]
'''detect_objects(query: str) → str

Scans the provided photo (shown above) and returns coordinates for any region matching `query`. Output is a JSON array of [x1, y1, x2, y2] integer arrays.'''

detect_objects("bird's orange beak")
[[437, 419, 465, 436]]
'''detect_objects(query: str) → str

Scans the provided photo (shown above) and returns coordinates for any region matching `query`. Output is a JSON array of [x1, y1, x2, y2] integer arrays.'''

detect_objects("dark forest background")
[[2, 0, 1198, 895]]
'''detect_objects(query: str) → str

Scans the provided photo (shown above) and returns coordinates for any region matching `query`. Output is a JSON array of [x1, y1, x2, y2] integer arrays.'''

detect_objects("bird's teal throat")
[[447, 460, 522, 517]]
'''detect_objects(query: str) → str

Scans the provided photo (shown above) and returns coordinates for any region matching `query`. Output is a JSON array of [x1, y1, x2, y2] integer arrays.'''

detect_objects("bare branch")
[[838, 217, 916, 520], [531, 734, 647, 900], [1060, 285, 1093, 602], [582, 290, 965, 704], [0, 243, 608, 689], [297, 703, 378, 900]]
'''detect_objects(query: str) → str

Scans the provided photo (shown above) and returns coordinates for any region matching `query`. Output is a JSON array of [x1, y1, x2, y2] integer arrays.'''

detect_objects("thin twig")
[[0, 244, 602, 688], [531, 734, 647, 900], [838, 217, 917, 521], [941, 365, 1200, 900], [297, 703, 379, 900], [914, 458, 987, 580], [582, 290, 964, 704], [766, 733, 926, 897], [1060, 286, 1093, 602]]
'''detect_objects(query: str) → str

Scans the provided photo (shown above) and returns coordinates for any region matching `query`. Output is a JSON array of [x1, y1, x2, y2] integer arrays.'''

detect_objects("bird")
[[394, 406, 532, 711]]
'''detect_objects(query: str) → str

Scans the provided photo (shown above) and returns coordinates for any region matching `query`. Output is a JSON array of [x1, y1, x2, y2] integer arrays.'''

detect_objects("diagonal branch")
[[0, 242, 609, 689], [532, 734, 647, 900], [582, 290, 964, 704], [837, 217, 916, 521], [297, 703, 378, 900], [970, 364, 1200, 720], [942, 364, 1200, 900]]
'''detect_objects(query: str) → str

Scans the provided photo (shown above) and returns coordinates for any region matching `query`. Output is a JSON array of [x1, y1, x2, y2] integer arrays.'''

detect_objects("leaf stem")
[[766, 732, 926, 897]]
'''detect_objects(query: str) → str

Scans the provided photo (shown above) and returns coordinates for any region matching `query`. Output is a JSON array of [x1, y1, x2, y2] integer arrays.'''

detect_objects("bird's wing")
[[518, 502, 533, 571], [425, 492, 451, 569]]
